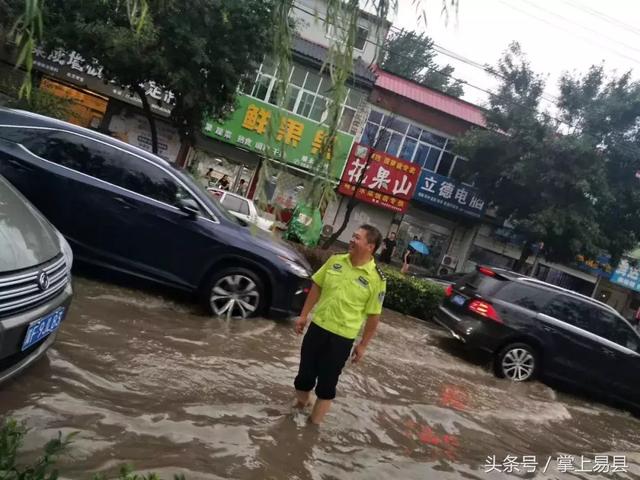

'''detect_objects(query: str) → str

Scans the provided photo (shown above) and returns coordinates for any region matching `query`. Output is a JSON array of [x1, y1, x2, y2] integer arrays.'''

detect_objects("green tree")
[[381, 28, 464, 98], [2, 0, 272, 153], [457, 43, 608, 270], [558, 66, 640, 262]]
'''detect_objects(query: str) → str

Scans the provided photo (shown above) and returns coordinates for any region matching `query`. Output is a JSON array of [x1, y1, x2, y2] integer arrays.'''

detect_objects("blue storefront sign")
[[575, 254, 613, 279], [413, 171, 486, 219], [610, 258, 640, 292]]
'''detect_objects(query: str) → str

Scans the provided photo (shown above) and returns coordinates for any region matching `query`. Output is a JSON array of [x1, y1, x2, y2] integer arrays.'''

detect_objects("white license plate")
[[21, 307, 64, 351]]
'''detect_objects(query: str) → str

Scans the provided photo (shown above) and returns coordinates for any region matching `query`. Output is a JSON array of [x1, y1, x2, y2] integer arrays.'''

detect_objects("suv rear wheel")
[[494, 342, 538, 382], [202, 267, 265, 319]]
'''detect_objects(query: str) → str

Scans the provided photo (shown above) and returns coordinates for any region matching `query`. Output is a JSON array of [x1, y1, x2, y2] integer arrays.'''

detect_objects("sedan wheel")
[[494, 343, 538, 382], [209, 273, 261, 319]]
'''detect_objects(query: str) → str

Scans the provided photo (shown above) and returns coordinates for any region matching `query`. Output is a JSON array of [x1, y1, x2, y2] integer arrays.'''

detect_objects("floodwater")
[[2, 276, 640, 480]]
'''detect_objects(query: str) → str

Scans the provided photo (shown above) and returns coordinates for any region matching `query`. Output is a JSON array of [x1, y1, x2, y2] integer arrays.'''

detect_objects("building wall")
[[291, 0, 388, 66], [370, 89, 476, 138], [323, 195, 395, 245]]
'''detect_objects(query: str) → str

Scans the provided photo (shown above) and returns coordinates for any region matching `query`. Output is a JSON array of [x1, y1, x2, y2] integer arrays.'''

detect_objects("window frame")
[[362, 109, 469, 180], [246, 60, 362, 133]]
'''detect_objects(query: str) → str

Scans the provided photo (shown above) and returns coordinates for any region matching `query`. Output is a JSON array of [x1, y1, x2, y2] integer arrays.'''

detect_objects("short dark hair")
[[359, 224, 382, 252]]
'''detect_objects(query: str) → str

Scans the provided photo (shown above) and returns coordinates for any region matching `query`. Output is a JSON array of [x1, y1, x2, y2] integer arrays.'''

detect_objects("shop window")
[[355, 26, 369, 50], [346, 90, 364, 109], [386, 132, 403, 157], [449, 156, 468, 180], [296, 91, 315, 117], [290, 68, 307, 87], [252, 74, 272, 101], [408, 125, 422, 139], [368, 110, 383, 124], [420, 130, 447, 148], [376, 129, 391, 151], [310, 97, 327, 122], [424, 147, 442, 171], [413, 143, 431, 167], [399, 137, 417, 162], [339, 107, 355, 132], [389, 117, 409, 134], [304, 71, 321, 92], [436, 152, 455, 176], [361, 122, 378, 147]]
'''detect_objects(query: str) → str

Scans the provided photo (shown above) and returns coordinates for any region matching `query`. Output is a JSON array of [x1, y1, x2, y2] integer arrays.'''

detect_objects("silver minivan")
[[0, 175, 73, 384]]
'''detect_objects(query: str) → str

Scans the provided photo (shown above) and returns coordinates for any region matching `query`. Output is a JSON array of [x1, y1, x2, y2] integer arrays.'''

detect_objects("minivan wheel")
[[494, 343, 538, 382], [202, 268, 265, 319]]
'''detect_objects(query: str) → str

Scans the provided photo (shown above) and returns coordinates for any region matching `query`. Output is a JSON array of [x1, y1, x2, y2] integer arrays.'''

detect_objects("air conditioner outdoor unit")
[[441, 254, 458, 269]]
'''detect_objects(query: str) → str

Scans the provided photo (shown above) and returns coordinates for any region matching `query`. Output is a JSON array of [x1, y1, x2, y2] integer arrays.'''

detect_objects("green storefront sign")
[[203, 94, 354, 179]]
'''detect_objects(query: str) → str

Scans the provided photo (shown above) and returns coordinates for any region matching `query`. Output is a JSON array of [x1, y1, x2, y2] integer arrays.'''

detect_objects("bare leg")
[[309, 399, 332, 425], [294, 389, 312, 408]]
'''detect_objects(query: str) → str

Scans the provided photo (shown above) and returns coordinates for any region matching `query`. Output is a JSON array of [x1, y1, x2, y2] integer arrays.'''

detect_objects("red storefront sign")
[[338, 143, 420, 213]]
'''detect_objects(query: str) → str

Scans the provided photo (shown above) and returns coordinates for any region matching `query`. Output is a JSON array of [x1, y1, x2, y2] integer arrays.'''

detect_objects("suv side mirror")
[[178, 198, 200, 218]]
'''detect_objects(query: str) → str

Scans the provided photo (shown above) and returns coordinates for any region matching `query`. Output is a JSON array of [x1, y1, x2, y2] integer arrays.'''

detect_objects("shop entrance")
[[395, 218, 451, 275]]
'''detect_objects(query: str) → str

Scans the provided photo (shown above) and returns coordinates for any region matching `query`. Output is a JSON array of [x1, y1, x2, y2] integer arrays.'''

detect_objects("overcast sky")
[[389, 0, 640, 108]]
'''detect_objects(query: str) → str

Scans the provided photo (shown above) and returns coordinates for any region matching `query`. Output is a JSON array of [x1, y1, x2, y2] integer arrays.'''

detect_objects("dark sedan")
[[0, 108, 311, 319]]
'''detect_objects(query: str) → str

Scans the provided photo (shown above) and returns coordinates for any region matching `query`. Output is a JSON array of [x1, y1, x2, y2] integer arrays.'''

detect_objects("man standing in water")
[[293, 225, 386, 425]]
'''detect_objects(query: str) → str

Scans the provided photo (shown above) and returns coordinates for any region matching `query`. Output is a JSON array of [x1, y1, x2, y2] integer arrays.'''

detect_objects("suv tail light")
[[444, 284, 454, 297], [468, 300, 502, 323], [478, 266, 496, 277]]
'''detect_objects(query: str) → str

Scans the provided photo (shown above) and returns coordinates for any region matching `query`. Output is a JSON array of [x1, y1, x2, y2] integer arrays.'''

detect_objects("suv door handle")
[[113, 196, 136, 210], [8, 158, 34, 172], [600, 347, 616, 357]]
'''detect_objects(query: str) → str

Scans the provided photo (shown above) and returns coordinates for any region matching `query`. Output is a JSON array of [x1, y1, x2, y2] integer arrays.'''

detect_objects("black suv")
[[0, 108, 311, 319], [435, 265, 640, 408]]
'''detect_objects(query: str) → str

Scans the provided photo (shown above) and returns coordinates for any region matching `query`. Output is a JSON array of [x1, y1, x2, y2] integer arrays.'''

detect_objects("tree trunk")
[[513, 240, 534, 273], [321, 146, 375, 250], [133, 84, 159, 155]]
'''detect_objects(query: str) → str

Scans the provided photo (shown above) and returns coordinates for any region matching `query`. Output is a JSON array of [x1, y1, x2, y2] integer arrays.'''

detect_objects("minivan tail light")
[[445, 284, 453, 297], [468, 300, 502, 323]]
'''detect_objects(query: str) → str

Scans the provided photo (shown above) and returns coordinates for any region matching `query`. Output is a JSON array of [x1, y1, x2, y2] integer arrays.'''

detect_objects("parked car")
[[0, 108, 311, 319], [207, 187, 274, 232], [435, 265, 640, 409], [0, 174, 73, 384]]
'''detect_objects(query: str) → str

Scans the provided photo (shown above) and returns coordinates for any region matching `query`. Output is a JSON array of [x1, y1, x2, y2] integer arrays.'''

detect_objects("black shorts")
[[294, 322, 354, 400]]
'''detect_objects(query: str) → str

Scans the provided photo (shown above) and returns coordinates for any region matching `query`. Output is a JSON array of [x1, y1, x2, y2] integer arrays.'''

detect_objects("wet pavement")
[[2, 276, 640, 479]]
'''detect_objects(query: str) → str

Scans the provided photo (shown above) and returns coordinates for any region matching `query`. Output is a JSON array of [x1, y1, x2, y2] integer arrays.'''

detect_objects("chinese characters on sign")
[[413, 170, 486, 219], [30, 47, 176, 116], [337, 144, 420, 213], [203, 94, 354, 179], [484, 454, 628, 474], [610, 258, 640, 292]]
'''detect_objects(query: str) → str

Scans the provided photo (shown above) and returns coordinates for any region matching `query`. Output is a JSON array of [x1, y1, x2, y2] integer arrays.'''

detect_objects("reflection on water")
[[1, 277, 640, 479]]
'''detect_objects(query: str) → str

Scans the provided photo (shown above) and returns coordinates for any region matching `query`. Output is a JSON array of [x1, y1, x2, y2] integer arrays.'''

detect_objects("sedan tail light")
[[444, 284, 454, 297], [468, 300, 502, 323]]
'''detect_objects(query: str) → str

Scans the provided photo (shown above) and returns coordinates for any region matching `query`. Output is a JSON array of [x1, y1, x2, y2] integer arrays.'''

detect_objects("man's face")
[[349, 228, 374, 256], [390, 232, 396, 240]]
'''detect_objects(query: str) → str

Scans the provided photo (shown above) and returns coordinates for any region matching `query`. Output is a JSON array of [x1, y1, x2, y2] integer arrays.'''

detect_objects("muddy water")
[[2, 277, 640, 479]]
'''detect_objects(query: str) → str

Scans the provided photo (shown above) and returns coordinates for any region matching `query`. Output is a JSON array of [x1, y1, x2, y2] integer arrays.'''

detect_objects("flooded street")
[[2, 276, 640, 479]]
